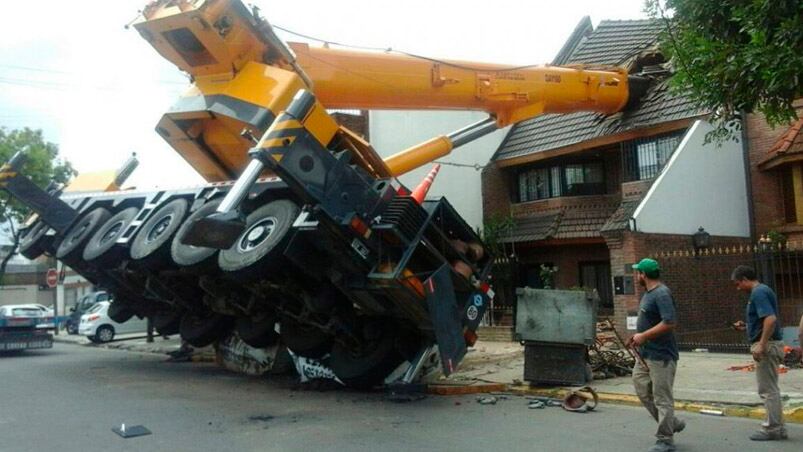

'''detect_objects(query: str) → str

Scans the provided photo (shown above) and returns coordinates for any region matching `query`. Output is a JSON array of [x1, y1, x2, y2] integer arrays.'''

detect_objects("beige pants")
[[633, 358, 681, 442], [752, 340, 785, 432]]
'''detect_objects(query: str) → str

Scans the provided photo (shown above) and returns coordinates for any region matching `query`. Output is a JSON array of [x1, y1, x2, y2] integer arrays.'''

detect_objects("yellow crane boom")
[[134, 0, 642, 180]]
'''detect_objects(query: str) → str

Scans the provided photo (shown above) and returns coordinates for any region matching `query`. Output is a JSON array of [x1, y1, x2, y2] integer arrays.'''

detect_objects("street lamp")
[[692, 227, 711, 253]]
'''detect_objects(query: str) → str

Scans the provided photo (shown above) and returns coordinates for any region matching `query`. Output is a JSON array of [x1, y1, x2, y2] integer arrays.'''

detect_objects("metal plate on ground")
[[112, 425, 151, 438]]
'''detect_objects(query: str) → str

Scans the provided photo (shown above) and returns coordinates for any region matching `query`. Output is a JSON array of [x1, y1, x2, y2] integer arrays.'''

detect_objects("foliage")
[[766, 230, 787, 248], [0, 127, 75, 222], [645, 0, 803, 143], [479, 214, 515, 256], [539, 264, 558, 289], [0, 127, 75, 281], [480, 214, 517, 310]]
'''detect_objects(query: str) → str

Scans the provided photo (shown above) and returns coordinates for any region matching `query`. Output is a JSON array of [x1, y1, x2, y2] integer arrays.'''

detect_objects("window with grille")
[[622, 130, 686, 182], [517, 161, 605, 202]]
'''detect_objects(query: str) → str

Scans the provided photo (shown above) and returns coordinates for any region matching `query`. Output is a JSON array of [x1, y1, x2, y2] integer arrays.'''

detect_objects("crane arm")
[[289, 42, 634, 128], [133, 0, 644, 180]]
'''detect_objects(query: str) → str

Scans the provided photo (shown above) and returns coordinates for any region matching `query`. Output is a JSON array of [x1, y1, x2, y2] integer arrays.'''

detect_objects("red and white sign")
[[46, 268, 59, 288]]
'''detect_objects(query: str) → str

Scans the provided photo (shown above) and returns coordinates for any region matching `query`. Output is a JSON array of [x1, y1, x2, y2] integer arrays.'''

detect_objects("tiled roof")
[[764, 119, 803, 160], [600, 200, 640, 232], [563, 19, 661, 66], [493, 20, 705, 163], [501, 205, 617, 243], [555, 207, 616, 239], [501, 212, 562, 243]]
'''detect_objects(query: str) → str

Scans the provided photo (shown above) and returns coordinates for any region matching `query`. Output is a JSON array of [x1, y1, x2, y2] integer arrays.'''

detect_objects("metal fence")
[[653, 242, 803, 352]]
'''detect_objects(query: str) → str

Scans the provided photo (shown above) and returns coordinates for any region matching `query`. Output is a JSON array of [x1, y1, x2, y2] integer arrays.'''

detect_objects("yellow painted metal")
[[384, 136, 454, 177], [135, 0, 633, 179], [258, 101, 339, 151], [290, 43, 629, 127], [63, 170, 120, 193], [133, 0, 284, 77]]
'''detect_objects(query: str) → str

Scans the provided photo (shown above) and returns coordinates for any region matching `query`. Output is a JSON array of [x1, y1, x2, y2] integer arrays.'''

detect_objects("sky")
[[0, 0, 649, 189]]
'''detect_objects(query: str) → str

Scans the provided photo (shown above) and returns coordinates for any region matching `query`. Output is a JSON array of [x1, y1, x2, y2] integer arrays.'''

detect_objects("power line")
[[273, 24, 548, 73], [432, 160, 487, 171]]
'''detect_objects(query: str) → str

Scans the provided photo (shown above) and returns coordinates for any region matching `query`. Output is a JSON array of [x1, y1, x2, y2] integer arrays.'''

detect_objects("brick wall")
[[746, 100, 803, 237], [607, 231, 754, 342], [510, 194, 619, 217], [515, 242, 609, 290], [481, 162, 512, 220]]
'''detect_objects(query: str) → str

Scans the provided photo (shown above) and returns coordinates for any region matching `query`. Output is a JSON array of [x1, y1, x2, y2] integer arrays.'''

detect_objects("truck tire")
[[153, 308, 183, 336], [56, 208, 112, 262], [280, 314, 332, 359], [171, 200, 222, 269], [95, 325, 115, 343], [130, 198, 189, 267], [107, 301, 135, 323], [179, 311, 233, 347], [218, 200, 299, 281], [329, 319, 404, 389], [83, 207, 140, 264], [19, 220, 50, 259], [236, 312, 279, 348]]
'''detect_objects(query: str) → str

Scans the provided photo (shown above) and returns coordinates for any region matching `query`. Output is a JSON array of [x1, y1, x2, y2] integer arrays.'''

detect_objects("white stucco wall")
[[632, 120, 750, 237], [368, 111, 508, 231]]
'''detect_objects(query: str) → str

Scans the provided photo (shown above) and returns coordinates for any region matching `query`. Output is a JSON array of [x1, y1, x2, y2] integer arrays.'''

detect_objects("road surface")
[[1, 343, 801, 452]]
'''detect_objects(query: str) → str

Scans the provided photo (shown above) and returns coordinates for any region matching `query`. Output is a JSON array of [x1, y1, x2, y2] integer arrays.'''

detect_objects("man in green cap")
[[628, 258, 684, 452]]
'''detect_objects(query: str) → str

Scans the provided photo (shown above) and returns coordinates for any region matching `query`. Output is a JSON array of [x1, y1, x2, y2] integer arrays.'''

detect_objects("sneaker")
[[648, 441, 676, 452], [673, 419, 686, 434], [749, 430, 785, 441]]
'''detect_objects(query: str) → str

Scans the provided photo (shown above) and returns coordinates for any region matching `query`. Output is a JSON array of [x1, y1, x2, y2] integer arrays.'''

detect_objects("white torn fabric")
[[287, 350, 343, 385]]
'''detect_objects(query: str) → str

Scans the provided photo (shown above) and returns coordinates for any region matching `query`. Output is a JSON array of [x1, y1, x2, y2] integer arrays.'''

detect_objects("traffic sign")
[[46, 268, 58, 288]]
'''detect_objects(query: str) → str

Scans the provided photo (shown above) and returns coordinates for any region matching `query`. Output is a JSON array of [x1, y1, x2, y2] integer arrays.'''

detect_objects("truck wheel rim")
[[69, 223, 90, 244], [146, 214, 174, 243], [101, 221, 125, 244], [238, 217, 277, 252]]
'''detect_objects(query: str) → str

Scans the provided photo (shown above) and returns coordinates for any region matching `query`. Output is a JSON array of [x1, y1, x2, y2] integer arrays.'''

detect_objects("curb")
[[427, 383, 508, 395], [506, 385, 803, 424]]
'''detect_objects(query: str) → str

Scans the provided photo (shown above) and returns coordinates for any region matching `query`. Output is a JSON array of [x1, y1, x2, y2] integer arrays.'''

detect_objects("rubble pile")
[[589, 319, 635, 380]]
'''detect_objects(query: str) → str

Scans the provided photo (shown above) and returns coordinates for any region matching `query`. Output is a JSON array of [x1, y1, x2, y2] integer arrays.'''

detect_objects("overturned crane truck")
[[1, 0, 645, 387]]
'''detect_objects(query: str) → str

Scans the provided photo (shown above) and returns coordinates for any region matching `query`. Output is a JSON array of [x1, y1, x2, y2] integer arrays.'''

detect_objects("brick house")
[[748, 100, 803, 244], [481, 17, 754, 336]]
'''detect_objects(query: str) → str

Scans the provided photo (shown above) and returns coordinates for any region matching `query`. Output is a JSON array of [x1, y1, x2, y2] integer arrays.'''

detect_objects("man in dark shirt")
[[731, 265, 786, 441], [628, 258, 684, 452]]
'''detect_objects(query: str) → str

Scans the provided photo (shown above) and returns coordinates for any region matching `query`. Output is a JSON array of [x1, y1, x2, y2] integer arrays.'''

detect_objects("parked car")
[[79, 301, 148, 343], [65, 291, 110, 334], [23, 304, 55, 328]]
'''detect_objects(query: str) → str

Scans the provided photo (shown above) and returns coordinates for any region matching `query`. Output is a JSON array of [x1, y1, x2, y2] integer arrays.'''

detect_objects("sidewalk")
[[444, 341, 803, 421]]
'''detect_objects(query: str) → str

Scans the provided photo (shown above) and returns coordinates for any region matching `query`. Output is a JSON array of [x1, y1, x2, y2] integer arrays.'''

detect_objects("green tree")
[[0, 127, 75, 281], [646, 0, 803, 142]]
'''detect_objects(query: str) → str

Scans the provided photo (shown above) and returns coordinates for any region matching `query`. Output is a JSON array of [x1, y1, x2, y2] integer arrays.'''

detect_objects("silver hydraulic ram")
[[180, 90, 501, 250]]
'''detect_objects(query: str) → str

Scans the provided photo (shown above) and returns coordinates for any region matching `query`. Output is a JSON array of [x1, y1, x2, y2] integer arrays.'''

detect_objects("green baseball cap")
[[632, 258, 660, 273]]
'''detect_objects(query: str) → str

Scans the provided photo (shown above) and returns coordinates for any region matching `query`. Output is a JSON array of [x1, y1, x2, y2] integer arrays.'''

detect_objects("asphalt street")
[[1, 343, 801, 452]]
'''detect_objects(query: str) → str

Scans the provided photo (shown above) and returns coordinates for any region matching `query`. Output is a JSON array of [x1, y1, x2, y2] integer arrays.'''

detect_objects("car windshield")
[[87, 303, 104, 314]]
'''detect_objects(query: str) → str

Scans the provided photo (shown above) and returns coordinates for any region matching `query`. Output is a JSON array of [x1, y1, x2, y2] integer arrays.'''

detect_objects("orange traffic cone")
[[411, 164, 441, 204]]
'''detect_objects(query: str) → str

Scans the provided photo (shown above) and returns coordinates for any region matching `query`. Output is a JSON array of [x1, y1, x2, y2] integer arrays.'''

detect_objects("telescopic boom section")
[[133, 0, 640, 180]]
